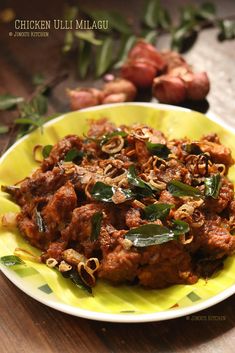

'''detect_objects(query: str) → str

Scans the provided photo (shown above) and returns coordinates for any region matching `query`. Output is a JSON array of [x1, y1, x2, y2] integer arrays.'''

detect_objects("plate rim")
[[0, 102, 235, 323]]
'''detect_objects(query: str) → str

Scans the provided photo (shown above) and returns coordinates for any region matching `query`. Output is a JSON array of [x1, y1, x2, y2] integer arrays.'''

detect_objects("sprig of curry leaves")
[[62, 1, 235, 79]]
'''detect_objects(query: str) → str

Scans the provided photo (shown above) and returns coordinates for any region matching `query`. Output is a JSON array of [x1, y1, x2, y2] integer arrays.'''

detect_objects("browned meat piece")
[[138, 242, 197, 288], [201, 133, 220, 144], [198, 140, 234, 167], [17, 213, 50, 249], [98, 244, 141, 283], [41, 241, 67, 262], [18, 166, 69, 203], [199, 218, 235, 257], [159, 190, 181, 207], [42, 135, 82, 171], [205, 178, 234, 213], [155, 159, 187, 183], [125, 208, 146, 228], [42, 181, 77, 230], [135, 140, 150, 164], [87, 118, 116, 138]]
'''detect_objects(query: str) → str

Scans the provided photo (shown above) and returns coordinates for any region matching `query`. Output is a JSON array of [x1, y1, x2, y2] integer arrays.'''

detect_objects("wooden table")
[[0, 0, 235, 352]]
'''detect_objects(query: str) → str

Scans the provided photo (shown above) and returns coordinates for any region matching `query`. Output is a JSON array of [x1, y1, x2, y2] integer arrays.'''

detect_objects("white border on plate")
[[1, 102, 235, 323]]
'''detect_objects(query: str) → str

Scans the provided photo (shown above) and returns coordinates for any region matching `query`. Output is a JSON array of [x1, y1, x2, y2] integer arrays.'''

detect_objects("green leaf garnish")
[[0, 255, 24, 266], [182, 143, 202, 155], [91, 212, 103, 241], [91, 182, 114, 202], [95, 37, 114, 77], [125, 224, 175, 247], [114, 35, 137, 69], [127, 165, 154, 197], [64, 148, 85, 162], [87, 10, 131, 34], [100, 130, 128, 146], [168, 180, 202, 198], [77, 40, 92, 79], [143, 203, 173, 221], [74, 30, 103, 45], [62, 269, 92, 294], [171, 219, 190, 236], [0, 94, 24, 110], [62, 31, 74, 53], [204, 174, 221, 199], [42, 145, 53, 158], [146, 142, 171, 159], [35, 209, 47, 233]]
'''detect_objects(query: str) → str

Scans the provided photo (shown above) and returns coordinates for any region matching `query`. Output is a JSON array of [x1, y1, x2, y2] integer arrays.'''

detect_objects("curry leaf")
[[87, 10, 131, 34], [171, 219, 190, 236], [91, 212, 103, 241], [182, 143, 202, 155], [114, 35, 137, 69], [143, 0, 161, 29], [146, 142, 171, 159], [62, 31, 74, 53], [35, 209, 47, 233], [62, 269, 92, 294], [171, 23, 197, 52], [91, 182, 114, 202], [77, 40, 92, 79], [125, 224, 175, 247], [168, 180, 202, 197], [74, 30, 103, 45], [95, 37, 114, 77], [0, 94, 24, 110], [142, 29, 158, 44], [127, 165, 154, 196], [64, 148, 85, 162], [64, 5, 78, 21], [143, 203, 173, 221], [0, 255, 24, 266], [42, 145, 53, 158], [197, 2, 216, 20], [204, 174, 221, 199]]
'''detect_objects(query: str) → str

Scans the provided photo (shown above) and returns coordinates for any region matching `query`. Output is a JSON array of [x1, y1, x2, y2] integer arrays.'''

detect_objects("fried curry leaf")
[[143, 203, 173, 221], [64, 148, 85, 162], [91, 212, 103, 241], [182, 143, 202, 155], [167, 180, 202, 198], [42, 144, 53, 158], [127, 165, 154, 196], [35, 209, 47, 233], [204, 174, 221, 199], [62, 269, 92, 294], [171, 219, 190, 236], [146, 142, 171, 159], [91, 182, 114, 202], [0, 255, 25, 266], [100, 130, 128, 146], [125, 224, 175, 247]]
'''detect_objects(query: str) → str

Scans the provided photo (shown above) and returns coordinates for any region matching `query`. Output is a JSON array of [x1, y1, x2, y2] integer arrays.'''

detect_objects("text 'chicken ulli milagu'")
[[2, 119, 235, 290]]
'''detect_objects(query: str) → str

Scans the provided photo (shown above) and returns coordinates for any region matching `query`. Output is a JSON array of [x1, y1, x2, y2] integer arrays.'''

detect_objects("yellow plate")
[[0, 103, 235, 322]]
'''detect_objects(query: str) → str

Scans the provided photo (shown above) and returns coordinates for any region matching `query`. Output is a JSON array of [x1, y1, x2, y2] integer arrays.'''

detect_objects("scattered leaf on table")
[[0, 94, 24, 110], [114, 35, 137, 69], [77, 40, 92, 79], [74, 30, 102, 45]]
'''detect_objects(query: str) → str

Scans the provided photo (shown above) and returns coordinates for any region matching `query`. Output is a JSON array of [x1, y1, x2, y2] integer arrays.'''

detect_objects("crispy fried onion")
[[102, 135, 124, 154], [1, 212, 18, 228], [62, 248, 86, 265], [178, 233, 194, 245], [77, 258, 100, 287], [141, 170, 166, 190], [142, 156, 167, 173], [46, 258, 58, 268], [14, 247, 41, 263], [174, 200, 204, 225], [33, 144, 43, 163], [215, 164, 226, 175], [131, 126, 153, 140], [58, 260, 72, 272], [185, 153, 212, 176]]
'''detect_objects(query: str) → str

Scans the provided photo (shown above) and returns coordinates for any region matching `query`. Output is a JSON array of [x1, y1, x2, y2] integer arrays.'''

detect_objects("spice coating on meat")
[[4, 119, 235, 290]]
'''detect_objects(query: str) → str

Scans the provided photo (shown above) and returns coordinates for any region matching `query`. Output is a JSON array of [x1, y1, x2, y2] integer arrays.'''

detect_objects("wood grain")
[[0, 0, 235, 352]]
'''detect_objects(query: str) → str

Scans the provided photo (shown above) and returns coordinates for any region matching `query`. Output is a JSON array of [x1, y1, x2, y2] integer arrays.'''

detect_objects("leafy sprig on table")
[[62, 0, 235, 79]]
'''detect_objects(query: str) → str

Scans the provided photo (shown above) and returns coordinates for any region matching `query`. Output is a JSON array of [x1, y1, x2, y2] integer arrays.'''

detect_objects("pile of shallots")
[[68, 40, 210, 110]]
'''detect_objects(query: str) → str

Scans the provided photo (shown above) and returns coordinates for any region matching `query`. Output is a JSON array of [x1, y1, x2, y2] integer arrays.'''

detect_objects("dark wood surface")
[[0, 0, 235, 352]]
